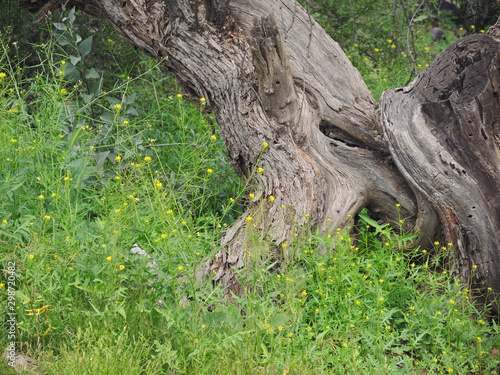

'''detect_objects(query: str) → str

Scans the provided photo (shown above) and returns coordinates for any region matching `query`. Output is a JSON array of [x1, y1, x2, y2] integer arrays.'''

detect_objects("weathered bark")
[[18, 0, 500, 300], [380, 34, 500, 292]]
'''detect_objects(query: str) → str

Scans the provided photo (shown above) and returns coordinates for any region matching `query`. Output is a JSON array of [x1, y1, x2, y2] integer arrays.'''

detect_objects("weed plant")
[[0, 7, 499, 375]]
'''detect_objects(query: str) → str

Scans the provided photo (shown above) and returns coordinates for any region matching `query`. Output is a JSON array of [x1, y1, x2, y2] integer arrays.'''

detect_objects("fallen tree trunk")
[[18, 0, 500, 301]]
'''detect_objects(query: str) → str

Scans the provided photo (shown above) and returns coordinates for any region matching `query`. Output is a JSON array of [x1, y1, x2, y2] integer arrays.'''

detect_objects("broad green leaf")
[[271, 313, 287, 327], [413, 15, 429, 23], [68, 7, 76, 23], [100, 112, 114, 124], [117, 306, 127, 320], [53, 22, 67, 31], [82, 94, 94, 104], [78, 36, 93, 57], [85, 68, 100, 79], [126, 106, 140, 116], [69, 55, 81, 66], [62, 62, 81, 82], [358, 211, 387, 232], [89, 76, 104, 97], [55, 32, 71, 46]]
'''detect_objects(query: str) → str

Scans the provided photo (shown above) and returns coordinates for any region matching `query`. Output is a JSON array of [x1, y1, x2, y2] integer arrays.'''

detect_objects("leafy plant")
[[0, 5, 499, 375]]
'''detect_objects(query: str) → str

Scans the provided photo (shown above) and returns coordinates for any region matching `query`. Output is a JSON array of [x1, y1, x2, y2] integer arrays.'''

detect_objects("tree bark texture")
[[18, 0, 500, 300], [380, 35, 500, 292]]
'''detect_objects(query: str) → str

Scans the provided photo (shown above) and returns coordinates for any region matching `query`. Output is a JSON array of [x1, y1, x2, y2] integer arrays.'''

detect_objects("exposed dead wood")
[[380, 34, 500, 292]]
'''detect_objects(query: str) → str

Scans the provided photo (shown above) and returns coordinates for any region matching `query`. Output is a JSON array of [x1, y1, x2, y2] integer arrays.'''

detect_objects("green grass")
[[0, 7, 499, 375]]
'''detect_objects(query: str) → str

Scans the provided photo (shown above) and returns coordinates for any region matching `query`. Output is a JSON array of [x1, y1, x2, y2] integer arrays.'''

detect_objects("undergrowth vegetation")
[[1, 3, 499, 375], [302, 0, 496, 100]]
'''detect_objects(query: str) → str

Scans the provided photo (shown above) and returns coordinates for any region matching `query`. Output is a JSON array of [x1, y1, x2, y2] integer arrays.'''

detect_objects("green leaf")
[[100, 112, 114, 124], [413, 14, 429, 23], [260, 343, 270, 362], [358, 210, 387, 233], [85, 68, 100, 79], [68, 7, 76, 23], [53, 22, 67, 31], [271, 313, 287, 327], [126, 107, 140, 117], [55, 32, 71, 46], [117, 306, 127, 320], [69, 55, 81, 66], [151, 306, 160, 326], [89, 77, 104, 97], [125, 93, 137, 104], [69, 127, 84, 150], [82, 94, 93, 104], [94, 151, 110, 170], [153, 307, 176, 329], [62, 62, 81, 82], [78, 36, 93, 57], [106, 96, 121, 106]]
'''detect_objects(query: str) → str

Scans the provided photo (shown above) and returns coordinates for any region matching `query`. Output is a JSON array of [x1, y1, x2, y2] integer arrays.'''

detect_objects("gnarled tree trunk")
[[19, 0, 500, 300]]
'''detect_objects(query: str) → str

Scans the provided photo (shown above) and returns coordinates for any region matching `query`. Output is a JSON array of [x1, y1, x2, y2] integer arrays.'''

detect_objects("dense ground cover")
[[1, 4, 499, 374]]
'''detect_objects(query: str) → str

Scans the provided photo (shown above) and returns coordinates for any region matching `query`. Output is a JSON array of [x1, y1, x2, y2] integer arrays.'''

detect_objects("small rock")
[[431, 27, 445, 41], [130, 243, 158, 269]]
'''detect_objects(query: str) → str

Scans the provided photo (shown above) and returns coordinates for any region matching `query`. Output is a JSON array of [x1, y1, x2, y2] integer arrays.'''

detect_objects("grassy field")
[[1, 5, 499, 375]]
